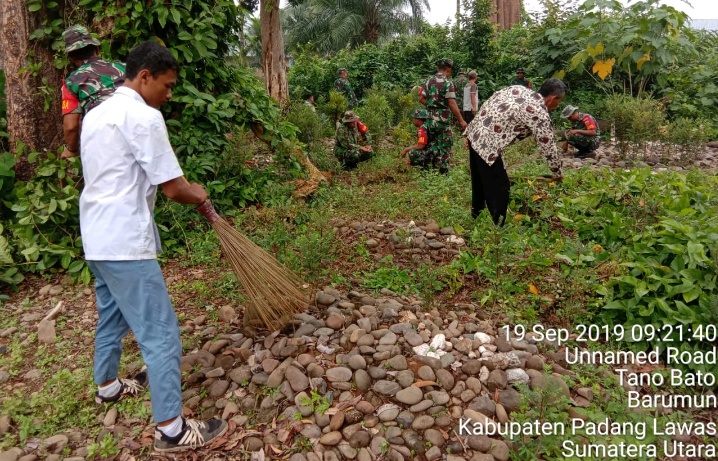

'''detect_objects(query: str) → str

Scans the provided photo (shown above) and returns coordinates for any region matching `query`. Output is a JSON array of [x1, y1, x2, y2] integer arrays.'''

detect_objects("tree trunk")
[[260, 0, 288, 103], [492, 0, 521, 31], [456, 0, 461, 28], [0, 0, 63, 180]]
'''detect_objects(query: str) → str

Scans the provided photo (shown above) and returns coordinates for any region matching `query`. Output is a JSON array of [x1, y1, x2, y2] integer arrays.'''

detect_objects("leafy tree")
[[532, 0, 696, 95], [284, 0, 430, 54]]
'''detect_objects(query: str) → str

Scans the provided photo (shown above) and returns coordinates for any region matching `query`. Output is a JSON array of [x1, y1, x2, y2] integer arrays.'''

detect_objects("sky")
[[425, 0, 718, 25]]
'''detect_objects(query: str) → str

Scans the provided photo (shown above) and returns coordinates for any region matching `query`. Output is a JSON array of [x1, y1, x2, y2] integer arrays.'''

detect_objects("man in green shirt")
[[510, 67, 531, 89], [334, 68, 358, 108]]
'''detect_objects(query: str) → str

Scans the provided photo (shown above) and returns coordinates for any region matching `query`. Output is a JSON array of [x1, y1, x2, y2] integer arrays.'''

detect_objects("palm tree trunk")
[[260, 0, 288, 103], [456, 0, 461, 27]]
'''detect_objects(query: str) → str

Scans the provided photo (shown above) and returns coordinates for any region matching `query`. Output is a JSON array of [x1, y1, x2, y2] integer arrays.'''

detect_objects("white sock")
[[98, 379, 121, 398], [159, 416, 183, 438]]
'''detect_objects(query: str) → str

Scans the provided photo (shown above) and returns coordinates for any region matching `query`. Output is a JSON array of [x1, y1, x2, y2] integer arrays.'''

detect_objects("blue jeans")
[[88, 260, 182, 423]]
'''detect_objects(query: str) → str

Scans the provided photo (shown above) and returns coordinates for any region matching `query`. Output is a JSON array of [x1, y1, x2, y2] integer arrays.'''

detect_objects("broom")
[[195, 199, 309, 331]]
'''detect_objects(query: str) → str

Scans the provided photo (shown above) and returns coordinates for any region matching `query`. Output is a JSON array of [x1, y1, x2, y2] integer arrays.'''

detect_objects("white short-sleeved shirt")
[[79, 86, 184, 260]]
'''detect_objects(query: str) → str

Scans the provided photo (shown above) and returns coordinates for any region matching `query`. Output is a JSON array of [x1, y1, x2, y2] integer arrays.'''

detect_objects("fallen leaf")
[[532, 194, 542, 202], [553, 69, 566, 79], [528, 283, 539, 295], [412, 380, 438, 388], [593, 244, 603, 253]]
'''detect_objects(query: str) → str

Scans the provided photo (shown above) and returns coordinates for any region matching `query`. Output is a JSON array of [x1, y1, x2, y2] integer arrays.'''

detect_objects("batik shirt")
[[465, 85, 562, 175], [62, 56, 125, 115], [422, 73, 456, 125]]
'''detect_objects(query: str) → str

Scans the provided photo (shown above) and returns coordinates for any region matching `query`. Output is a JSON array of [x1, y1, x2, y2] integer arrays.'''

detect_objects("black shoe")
[[154, 418, 228, 452]]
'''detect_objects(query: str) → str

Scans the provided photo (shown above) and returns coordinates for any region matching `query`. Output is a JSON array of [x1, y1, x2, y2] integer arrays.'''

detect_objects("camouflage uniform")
[[454, 73, 468, 112], [334, 113, 372, 170], [61, 26, 125, 116], [509, 77, 531, 88], [406, 110, 437, 169], [334, 77, 358, 108], [422, 72, 457, 172], [567, 112, 601, 154]]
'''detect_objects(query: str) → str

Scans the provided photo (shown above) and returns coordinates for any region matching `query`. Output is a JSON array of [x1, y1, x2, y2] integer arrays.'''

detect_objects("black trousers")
[[463, 111, 475, 125], [469, 145, 510, 226]]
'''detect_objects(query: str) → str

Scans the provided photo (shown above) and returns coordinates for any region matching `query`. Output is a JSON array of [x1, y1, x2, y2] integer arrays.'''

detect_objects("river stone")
[[285, 366, 310, 391], [404, 331, 424, 347], [425, 391, 450, 406], [409, 400, 433, 413], [320, 431, 343, 446], [396, 370, 414, 388], [386, 355, 407, 371], [498, 388, 521, 413], [326, 367, 353, 382], [496, 403, 509, 423], [355, 369, 372, 391], [348, 355, 367, 370], [368, 366, 386, 379], [395, 387, 423, 405], [316, 292, 336, 306], [411, 415, 434, 430], [374, 380, 401, 396], [379, 331, 398, 345], [208, 380, 229, 398], [487, 369, 507, 391], [417, 366, 436, 381], [424, 429, 444, 448], [329, 411, 345, 431], [490, 439, 510, 461], [435, 369, 455, 391], [462, 360, 481, 375], [506, 368, 529, 385], [467, 435, 492, 452], [469, 396, 496, 417], [349, 430, 371, 448]]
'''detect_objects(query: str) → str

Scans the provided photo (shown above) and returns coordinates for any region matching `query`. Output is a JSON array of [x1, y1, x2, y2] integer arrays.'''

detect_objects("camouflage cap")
[[412, 109, 429, 120], [436, 58, 454, 69], [562, 105, 579, 118], [341, 111, 359, 123], [63, 25, 101, 53], [516, 67, 525, 73]]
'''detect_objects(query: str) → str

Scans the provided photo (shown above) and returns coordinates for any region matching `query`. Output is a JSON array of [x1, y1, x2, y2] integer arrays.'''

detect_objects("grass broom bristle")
[[209, 217, 308, 331]]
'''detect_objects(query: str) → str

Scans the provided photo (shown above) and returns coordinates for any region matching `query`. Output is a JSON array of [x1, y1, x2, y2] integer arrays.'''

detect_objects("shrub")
[[355, 89, 394, 138], [286, 101, 324, 146], [321, 91, 348, 125], [599, 95, 665, 157], [666, 117, 710, 165]]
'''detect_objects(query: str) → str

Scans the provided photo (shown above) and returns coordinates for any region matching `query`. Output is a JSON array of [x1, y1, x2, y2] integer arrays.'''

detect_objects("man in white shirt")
[[80, 41, 227, 452]]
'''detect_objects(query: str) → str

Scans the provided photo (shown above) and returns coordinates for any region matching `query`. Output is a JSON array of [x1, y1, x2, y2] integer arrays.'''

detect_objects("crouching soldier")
[[334, 111, 373, 170], [560, 105, 600, 159], [400, 109, 436, 169]]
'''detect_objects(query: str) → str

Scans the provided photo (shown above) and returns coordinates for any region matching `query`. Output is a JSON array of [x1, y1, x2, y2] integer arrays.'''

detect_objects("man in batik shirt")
[[464, 79, 566, 224]]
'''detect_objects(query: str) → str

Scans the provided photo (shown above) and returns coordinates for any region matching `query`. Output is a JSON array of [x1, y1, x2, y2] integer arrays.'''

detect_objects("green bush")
[[321, 91, 348, 124], [666, 117, 711, 164], [355, 89, 394, 138], [599, 95, 665, 157], [286, 101, 324, 146]]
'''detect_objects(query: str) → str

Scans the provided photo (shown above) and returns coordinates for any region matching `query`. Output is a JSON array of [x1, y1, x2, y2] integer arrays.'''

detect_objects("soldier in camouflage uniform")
[[560, 105, 601, 158], [418, 58, 467, 173], [334, 68, 358, 108], [60, 25, 125, 159], [334, 111, 373, 170], [510, 67, 532, 89], [400, 109, 437, 169], [454, 70, 468, 112]]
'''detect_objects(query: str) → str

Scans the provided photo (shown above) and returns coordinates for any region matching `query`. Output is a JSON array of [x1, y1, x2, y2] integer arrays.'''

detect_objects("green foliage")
[[532, 0, 696, 95], [666, 117, 711, 164], [457, 0, 495, 70], [322, 91, 348, 124], [299, 388, 330, 416], [283, 0, 430, 54], [355, 89, 394, 137], [599, 95, 665, 155], [286, 101, 324, 146], [7, 151, 88, 284]]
